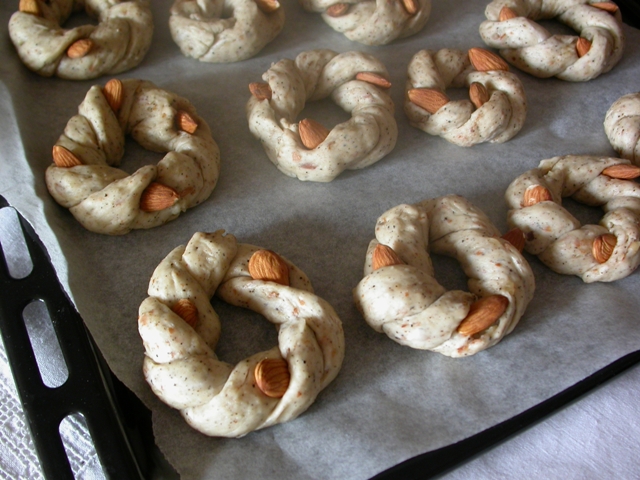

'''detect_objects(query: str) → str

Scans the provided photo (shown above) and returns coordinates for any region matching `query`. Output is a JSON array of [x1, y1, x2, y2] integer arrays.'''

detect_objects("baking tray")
[[1, 1, 640, 478]]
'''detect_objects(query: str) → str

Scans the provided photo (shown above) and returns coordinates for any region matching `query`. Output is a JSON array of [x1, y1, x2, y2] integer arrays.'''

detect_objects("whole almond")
[[325, 3, 349, 17], [52, 145, 82, 168], [248, 249, 290, 286], [523, 185, 553, 207], [139, 182, 180, 212], [254, 0, 280, 13], [249, 82, 272, 101], [355, 72, 392, 89], [457, 295, 509, 336], [408, 88, 450, 114], [401, 0, 419, 15], [469, 82, 490, 109], [601, 164, 640, 179], [499, 6, 517, 21], [372, 244, 405, 271], [176, 110, 198, 134], [255, 358, 290, 398], [299, 118, 330, 149], [468, 47, 509, 72], [19, 0, 40, 15], [103, 78, 123, 113], [592, 233, 616, 263], [576, 37, 591, 57], [171, 299, 198, 328], [591, 2, 619, 13], [501, 228, 525, 253], [67, 39, 93, 59]]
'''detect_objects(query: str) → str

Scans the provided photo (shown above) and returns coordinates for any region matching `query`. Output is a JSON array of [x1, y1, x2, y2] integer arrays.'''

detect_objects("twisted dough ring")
[[604, 92, 640, 164], [404, 48, 527, 147], [478, 0, 625, 81], [247, 49, 397, 182], [45, 79, 220, 235], [354, 195, 535, 357], [505, 155, 640, 282], [169, 0, 285, 63], [9, 0, 153, 80], [138, 231, 345, 437], [299, 0, 431, 46]]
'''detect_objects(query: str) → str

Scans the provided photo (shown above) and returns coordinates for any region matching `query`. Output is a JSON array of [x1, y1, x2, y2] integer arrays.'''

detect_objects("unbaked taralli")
[[354, 195, 535, 357], [138, 231, 345, 437], [505, 155, 640, 282], [45, 79, 220, 235], [604, 92, 640, 164], [298, 0, 431, 46], [9, 0, 153, 80], [478, 0, 625, 81], [169, 0, 285, 63], [404, 47, 527, 147], [247, 49, 397, 182]]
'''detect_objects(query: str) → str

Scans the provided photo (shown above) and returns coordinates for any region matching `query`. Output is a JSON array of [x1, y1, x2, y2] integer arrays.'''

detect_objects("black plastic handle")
[[0, 196, 148, 480]]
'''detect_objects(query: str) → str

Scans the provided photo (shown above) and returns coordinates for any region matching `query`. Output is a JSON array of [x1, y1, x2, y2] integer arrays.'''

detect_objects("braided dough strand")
[[9, 0, 153, 80], [354, 195, 535, 357], [299, 0, 431, 46], [604, 92, 640, 164], [247, 49, 397, 182], [45, 79, 220, 235], [505, 155, 640, 282], [479, 0, 624, 81], [169, 0, 285, 63], [404, 48, 527, 146], [139, 231, 345, 437]]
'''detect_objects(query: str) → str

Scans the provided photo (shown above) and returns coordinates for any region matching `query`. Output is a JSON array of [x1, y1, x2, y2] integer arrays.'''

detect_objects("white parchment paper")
[[1, 1, 639, 478]]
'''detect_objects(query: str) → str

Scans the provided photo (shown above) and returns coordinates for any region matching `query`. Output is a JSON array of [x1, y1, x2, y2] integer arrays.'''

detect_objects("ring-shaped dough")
[[354, 195, 535, 357], [138, 230, 345, 437], [9, 0, 153, 80], [478, 0, 625, 81], [604, 92, 640, 164], [505, 155, 640, 282], [169, 0, 285, 63], [299, 0, 431, 46], [45, 79, 221, 235], [247, 49, 398, 182], [404, 48, 527, 147]]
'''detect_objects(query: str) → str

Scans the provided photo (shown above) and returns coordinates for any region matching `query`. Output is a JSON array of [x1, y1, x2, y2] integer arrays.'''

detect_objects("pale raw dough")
[[9, 0, 153, 80], [505, 155, 640, 282], [478, 0, 624, 81], [169, 0, 285, 63], [354, 195, 535, 357], [138, 231, 345, 437], [246, 49, 397, 182], [604, 92, 640, 164], [404, 48, 527, 147], [299, 0, 431, 46], [45, 79, 220, 235]]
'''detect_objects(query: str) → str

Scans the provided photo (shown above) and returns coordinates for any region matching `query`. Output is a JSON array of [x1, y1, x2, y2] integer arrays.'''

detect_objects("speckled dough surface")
[[138, 231, 345, 437], [505, 155, 640, 282], [604, 92, 640, 164], [9, 0, 153, 80], [404, 48, 527, 147], [246, 49, 397, 182], [353, 195, 535, 357], [478, 0, 625, 81], [299, 0, 431, 46], [45, 79, 220, 235], [169, 0, 285, 63]]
